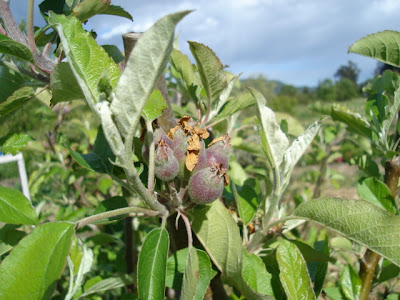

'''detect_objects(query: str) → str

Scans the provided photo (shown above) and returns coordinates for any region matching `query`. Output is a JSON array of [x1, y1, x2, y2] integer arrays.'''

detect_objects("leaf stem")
[[75, 206, 159, 229], [246, 216, 300, 253], [179, 211, 193, 248]]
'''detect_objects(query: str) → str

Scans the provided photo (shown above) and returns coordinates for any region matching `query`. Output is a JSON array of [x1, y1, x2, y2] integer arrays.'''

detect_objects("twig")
[[27, 0, 36, 54], [0, 0, 29, 46], [75, 206, 159, 229], [145, 120, 156, 194]]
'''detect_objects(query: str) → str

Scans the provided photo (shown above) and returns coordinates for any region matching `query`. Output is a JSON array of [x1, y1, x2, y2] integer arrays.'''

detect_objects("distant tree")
[[240, 74, 275, 100], [317, 78, 337, 101], [336, 78, 359, 101], [279, 84, 298, 97], [334, 60, 360, 83]]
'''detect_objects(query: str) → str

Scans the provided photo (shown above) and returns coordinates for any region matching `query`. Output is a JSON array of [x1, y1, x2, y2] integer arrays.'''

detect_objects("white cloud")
[[12, 0, 400, 86]]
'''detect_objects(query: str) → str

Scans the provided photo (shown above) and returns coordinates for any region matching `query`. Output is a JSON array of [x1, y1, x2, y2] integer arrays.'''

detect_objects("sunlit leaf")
[[0, 222, 75, 299], [137, 228, 169, 300], [142, 89, 168, 122], [357, 177, 397, 214], [293, 198, 400, 266], [349, 30, 400, 68], [251, 87, 289, 169], [188, 41, 227, 105], [339, 265, 361, 300], [48, 12, 121, 113], [50, 62, 84, 105], [0, 133, 33, 155], [111, 11, 190, 140], [0, 186, 37, 225], [276, 238, 316, 300], [330, 105, 372, 138]]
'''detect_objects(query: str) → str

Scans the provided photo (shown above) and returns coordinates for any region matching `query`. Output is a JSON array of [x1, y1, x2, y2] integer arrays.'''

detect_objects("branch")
[[0, 0, 29, 46]]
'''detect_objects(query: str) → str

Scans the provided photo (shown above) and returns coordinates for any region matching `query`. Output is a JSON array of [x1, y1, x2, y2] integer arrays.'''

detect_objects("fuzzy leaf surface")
[[251, 88, 289, 168], [293, 198, 400, 266], [111, 11, 190, 139], [0, 186, 37, 225], [281, 120, 322, 185], [330, 105, 372, 138], [0, 222, 75, 299], [137, 228, 169, 300], [48, 12, 121, 114], [276, 238, 316, 300], [188, 41, 227, 104], [213, 91, 255, 122], [349, 30, 400, 67], [181, 247, 199, 300]]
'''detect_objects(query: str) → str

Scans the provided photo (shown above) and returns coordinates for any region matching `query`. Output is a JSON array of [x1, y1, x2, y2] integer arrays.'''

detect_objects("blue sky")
[[10, 0, 400, 87]]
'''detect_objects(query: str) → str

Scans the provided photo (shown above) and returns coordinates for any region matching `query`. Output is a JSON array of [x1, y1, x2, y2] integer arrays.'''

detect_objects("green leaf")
[[50, 62, 84, 105], [64, 126, 115, 173], [110, 11, 191, 140], [242, 249, 274, 295], [72, 0, 112, 22], [0, 63, 27, 102], [166, 248, 216, 296], [339, 265, 361, 300], [324, 287, 346, 300], [281, 120, 322, 186], [290, 239, 333, 263], [0, 86, 35, 118], [293, 197, 400, 266], [213, 91, 255, 122], [250, 87, 289, 169], [208, 73, 242, 121], [181, 247, 199, 300], [188, 41, 227, 105], [191, 201, 273, 299], [0, 186, 37, 225], [48, 12, 121, 113], [137, 228, 169, 300], [0, 224, 26, 256], [307, 236, 330, 297], [170, 48, 195, 94], [349, 30, 400, 68], [0, 222, 75, 299], [66, 243, 93, 300], [375, 260, 400, 284], [0, 34, 33, 62], [79, 275, 135, 298], [276, 238, 316, 300], [330, 105, 372, 138], [92, 196, 129, 224], [233, 179, 259, 225], [102, 45, 125, 64], [142, 89, 168, 122], [357, 177, 397, 214], [101, 4, 133, 21], [0, 133, 33, 155]]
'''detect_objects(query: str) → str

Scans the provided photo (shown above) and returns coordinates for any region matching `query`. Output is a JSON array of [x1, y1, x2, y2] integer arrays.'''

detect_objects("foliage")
[[0, 1, 400, 299]]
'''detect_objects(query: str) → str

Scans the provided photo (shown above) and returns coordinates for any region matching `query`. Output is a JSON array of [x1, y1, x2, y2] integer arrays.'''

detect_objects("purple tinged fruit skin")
[[188, 166, 225, 204]]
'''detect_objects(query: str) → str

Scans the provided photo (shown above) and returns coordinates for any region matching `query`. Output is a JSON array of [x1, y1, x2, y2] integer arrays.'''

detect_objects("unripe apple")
[[206, 135, 231, 168], [192, 139, 207, 173], [188, 166, 224, 204], [154, 140, 179, 181]]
